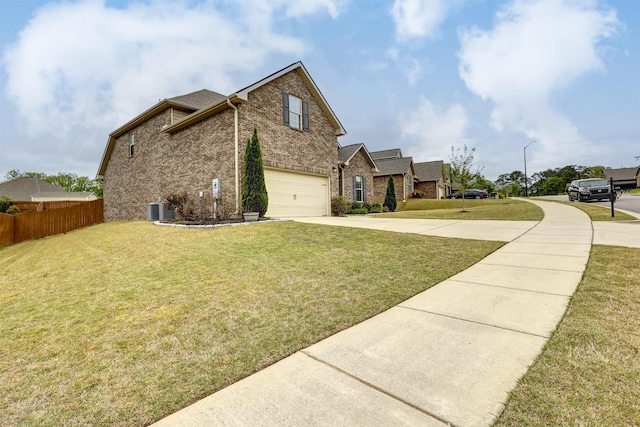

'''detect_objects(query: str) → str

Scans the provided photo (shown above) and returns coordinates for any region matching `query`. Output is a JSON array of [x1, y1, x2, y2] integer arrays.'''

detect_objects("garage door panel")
[[264, 169, 329, 217]]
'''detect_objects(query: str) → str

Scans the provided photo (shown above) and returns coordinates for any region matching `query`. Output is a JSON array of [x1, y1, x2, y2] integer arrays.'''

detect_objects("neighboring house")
[[338, 143, 378, 202], [414, 160, 451, 199], [371, 149, 416, 202], [97, 62, 347, 220], [0, 177, 98, 202], [604, 167, 640, 190]]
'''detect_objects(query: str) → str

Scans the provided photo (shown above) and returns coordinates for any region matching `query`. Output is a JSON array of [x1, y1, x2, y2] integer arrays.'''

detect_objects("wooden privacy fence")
[[13, 200, 83, 212], [0, 199, 104, 246]]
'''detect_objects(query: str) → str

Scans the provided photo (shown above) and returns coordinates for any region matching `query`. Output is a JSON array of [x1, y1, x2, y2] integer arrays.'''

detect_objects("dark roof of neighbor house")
[[97, 61, 346, 179], [604, 167, 640, 181], [0, 177, 66, 201], [414, 161, 444, 182], [370, 148, 402, 161], [373, 157, 415, 177], [338, 144, 378, 170], [168, 89, 226, 110]]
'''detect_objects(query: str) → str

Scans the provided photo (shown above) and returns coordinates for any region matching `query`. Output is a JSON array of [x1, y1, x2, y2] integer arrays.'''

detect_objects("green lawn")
[[495, 245, 640, 426], [559, 201, 637, 221], [389, 198, 544, 221], [0, 221, 502, 426]]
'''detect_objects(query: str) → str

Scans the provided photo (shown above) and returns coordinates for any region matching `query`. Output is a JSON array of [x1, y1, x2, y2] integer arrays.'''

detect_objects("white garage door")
[[264, 169, 330, 217]]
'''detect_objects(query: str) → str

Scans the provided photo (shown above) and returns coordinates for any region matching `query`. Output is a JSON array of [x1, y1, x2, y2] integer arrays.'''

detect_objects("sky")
[[0, 0, 638, 182]]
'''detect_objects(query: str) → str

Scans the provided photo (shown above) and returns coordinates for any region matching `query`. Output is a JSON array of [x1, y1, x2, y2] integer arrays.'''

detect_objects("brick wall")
[[415, 181, 438, 199], [373, 174, 408, 204]]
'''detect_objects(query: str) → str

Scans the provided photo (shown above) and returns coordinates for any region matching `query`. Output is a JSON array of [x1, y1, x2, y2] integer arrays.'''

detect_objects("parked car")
[[567, 178, 612, 202], [449, 189, 488, 199]]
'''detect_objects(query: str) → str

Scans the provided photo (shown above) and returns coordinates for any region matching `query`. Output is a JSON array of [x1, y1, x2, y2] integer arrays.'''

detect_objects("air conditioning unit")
[[146, 203, 160, 221]]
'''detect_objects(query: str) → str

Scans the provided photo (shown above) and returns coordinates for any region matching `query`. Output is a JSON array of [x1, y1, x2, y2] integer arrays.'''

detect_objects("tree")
[[449, 145, 482, 211], [383, 175, 397, 212], [241, 128, 268, 217]]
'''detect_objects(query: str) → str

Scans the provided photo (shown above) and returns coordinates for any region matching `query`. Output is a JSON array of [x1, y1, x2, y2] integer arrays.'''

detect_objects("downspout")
[[227, 98, 239, 215]]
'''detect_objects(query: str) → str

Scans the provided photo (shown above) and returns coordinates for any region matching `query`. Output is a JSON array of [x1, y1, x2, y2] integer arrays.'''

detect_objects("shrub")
[[165, 192, 195, 221], [6, 205, 20, 215], [383, 175, 397, 212], [348, 201, 362, 212], [369, 202, 382, 213], [362, 201, 372, 212], [241, 128, 268, 217], [0, 196, 13, 213], [411, 191, 424, 198], [350, 208, 368, 215], [331, 196, 349, 216], [382, 206, 390, 213]]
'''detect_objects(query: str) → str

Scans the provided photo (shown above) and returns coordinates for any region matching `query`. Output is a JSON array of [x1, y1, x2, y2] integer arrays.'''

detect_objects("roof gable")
[[338, 143, 378, 170], [163, 61, 346, 136]]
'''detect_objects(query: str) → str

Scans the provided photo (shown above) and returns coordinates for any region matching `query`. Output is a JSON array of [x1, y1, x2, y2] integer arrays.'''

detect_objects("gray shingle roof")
[[370, 148, 402, 161], [0, 177, 66, 201], [414, 161, 444, 182], [373, 157, 414, 176], [168, 89, 226, 110], [338, 144, 362, 164], [604, 167, 639, 181]]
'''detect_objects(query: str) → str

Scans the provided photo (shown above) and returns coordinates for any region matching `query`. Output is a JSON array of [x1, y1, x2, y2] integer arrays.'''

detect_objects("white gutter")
[[226, 98, 240, 214]]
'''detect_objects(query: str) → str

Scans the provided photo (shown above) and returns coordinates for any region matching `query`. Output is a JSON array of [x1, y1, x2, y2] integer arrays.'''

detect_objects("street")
[[536, 194, 640, 215]]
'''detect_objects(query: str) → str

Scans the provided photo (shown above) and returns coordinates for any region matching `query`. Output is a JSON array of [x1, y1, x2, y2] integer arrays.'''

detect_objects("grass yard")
[[559, 201, 637, 221], [0, 221, 503, 426], [495, 245, 640, 426], [389, 198, 544, 221]]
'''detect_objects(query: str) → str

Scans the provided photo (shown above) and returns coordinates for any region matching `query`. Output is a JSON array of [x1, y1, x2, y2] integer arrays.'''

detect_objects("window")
[[406, 175, 412, 194], [282, 92, 309, 131], [289, 95, 302, 129], [353, 175, 365, 202], [129, 133, 135, 157]]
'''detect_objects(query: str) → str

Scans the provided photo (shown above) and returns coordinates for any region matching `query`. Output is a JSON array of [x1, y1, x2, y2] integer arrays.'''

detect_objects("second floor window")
[[283, 92, 309, 131], [129, 133, 135, 157]]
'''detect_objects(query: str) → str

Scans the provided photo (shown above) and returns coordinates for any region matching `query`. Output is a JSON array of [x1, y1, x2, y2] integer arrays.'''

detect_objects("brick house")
[[370, 149, 416, 203], [97, 62, 347, 220], [414, 161, 451, 199], [338, 143, 378, 202]]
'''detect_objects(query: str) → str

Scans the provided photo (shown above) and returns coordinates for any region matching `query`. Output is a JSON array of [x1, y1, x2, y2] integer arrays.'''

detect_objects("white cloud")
[[2, 0, 341, 147], [399, 97, 468, 161], [385, 49, 423, 86], [390, 0, 449, 41], [458, 0, 619, 167]]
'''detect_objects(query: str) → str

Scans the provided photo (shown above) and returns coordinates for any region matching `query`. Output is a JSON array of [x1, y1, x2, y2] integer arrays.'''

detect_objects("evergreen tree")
[[383, 175, 397, 212], [241, 128, 268, 217]]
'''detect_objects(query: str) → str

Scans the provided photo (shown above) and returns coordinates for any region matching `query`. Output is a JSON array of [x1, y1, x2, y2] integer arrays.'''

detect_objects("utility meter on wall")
[[212, 178, 221, 199]]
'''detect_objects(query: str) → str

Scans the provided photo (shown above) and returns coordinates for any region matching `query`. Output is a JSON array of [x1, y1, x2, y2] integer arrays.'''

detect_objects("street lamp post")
[[524, 140, 536, 197]]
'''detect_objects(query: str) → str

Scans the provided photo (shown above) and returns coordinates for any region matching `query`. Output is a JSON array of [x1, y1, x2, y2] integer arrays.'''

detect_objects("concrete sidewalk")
[[152, 200, 600, 426]]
